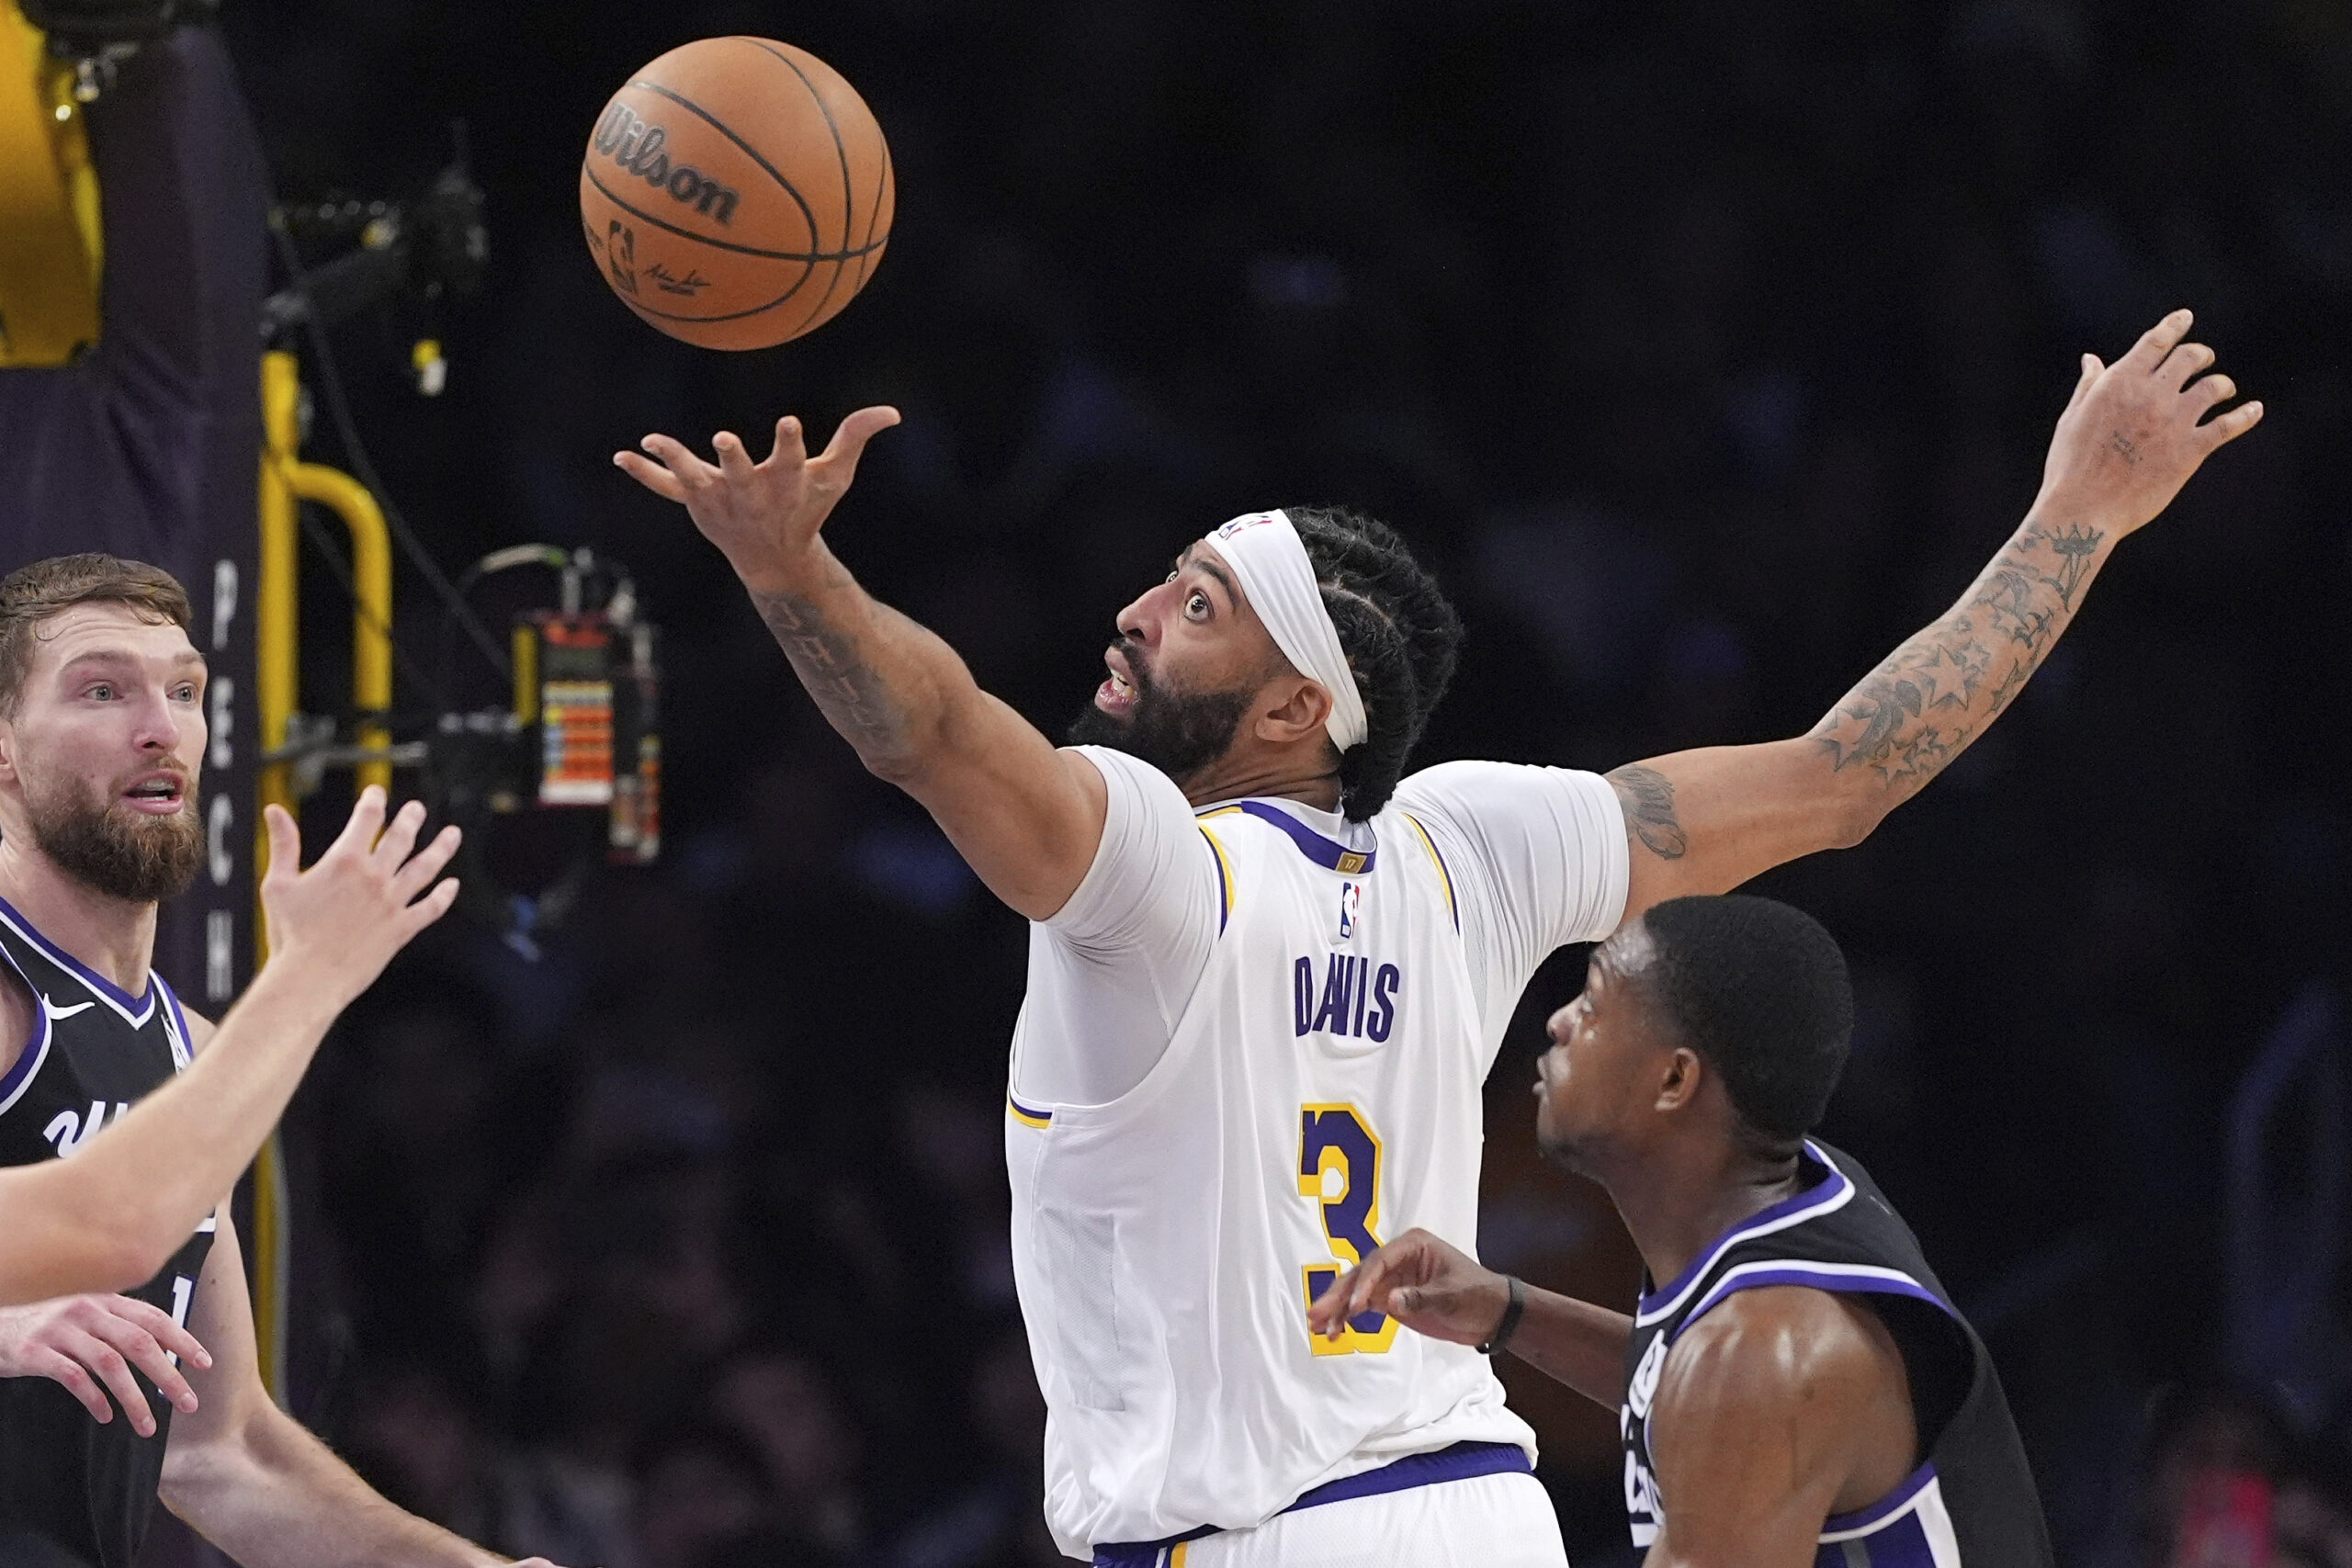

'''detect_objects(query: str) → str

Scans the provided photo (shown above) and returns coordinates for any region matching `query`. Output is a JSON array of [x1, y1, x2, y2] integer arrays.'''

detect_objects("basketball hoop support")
[[249, 346, 392, 1404]]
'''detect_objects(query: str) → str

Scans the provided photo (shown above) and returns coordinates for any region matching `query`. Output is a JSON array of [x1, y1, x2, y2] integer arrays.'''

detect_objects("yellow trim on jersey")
[[1006, 1096, 1053, 1130], [1197, 824, 1237, 931], [1401, 812, 1458, 929], [1169, 1544, 1191, 1568]]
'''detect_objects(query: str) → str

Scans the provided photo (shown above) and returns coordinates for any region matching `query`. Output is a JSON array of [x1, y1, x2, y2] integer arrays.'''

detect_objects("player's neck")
[[0, 836, 159, 998], [1179, 744, 1342, 816], [1612, 1142, 1807, 1292]]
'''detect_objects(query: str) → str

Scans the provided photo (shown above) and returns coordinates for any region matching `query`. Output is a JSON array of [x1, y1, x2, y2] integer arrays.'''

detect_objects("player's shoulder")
[[1388, 758, 1611, 827], [1657, 1285, 1907, 1430], [1062, 744, 1192, 812]]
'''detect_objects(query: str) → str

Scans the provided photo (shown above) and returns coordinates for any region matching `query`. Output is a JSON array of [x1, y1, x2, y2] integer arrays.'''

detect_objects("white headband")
[[1204, 510, 1367, 753]]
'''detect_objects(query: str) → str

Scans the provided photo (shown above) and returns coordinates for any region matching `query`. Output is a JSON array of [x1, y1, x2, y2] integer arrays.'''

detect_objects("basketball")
[[579, 37, 894, 350]]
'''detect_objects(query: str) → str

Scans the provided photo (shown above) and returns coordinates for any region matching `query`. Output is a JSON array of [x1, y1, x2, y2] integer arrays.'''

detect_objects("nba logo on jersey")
[[1337, 880, 1363, 942]]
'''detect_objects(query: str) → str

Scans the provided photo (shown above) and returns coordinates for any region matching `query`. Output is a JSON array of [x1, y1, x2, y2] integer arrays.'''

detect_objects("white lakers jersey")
[[1007, 757, 1626, 1559]]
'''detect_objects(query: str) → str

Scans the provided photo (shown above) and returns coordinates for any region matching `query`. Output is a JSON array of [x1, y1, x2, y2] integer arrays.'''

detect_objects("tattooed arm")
[[616, 411, 1107, 919], [1605, 309, 2263, 922]]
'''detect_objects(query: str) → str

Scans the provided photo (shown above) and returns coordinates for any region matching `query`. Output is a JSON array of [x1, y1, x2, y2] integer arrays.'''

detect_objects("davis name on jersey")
[[1293, 953, 1403, 1042]]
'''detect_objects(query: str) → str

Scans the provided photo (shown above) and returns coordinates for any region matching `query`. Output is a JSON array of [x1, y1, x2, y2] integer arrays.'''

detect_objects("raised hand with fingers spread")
[[257, 787, 463, 1012], [614, 408, 901, 592], [2036, 307, 2263, 535]]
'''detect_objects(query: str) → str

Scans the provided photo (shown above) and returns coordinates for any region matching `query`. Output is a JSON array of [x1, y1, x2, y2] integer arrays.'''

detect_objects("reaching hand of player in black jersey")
[[616, 408, 900, 593], [1312, 1227, 1638, 1410], [2034, 308, 2262, 536], [0, 1292, 210, 1437], [258, 786, 461, 1012], [1307, 1227, 1510, 1348]]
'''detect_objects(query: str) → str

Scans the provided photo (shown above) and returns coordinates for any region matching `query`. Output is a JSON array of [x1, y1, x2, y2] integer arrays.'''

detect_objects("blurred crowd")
[[184, 0, 2352, 1562]]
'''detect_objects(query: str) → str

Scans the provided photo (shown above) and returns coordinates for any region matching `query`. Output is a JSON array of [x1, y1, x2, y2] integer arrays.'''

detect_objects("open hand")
[[0, 1293, 212, 1436], [1306, 1227, 1510, 1348], [2036, 308, 2263, 536], [259, 788, 460, 1012], [614, 408, 900, 592]]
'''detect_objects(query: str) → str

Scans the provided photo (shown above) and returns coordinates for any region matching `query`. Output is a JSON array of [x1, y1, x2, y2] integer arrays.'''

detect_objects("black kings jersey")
[[1620, 1140, 2053, 1568], [0, 896, 216, 1568]]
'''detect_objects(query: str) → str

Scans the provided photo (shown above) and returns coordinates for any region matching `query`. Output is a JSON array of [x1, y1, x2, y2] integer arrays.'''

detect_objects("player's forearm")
[[739, 543, 984, 784], [28, 966, 338, 1297], [1604, 505, 2123, 918], [1504, 1285, 1634, 1410], [0, 1171, 154, 1304], [1808, 505, 2119, 818], [164, 1405, 504, 1568], [736, 542, 1103, 919]]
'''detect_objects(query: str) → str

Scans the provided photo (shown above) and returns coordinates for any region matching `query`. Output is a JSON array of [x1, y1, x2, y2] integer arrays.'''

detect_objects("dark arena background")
[[3, 0, 2349, 1564]]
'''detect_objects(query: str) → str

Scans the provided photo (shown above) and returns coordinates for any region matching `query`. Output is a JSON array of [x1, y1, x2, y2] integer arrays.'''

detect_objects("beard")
[[25, 771, 204, 904], [1065, 640, 1254, 782]]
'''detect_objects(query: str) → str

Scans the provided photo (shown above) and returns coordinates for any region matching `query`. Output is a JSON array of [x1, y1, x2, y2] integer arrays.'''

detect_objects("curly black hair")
[[1283, 506, 1464, 820]]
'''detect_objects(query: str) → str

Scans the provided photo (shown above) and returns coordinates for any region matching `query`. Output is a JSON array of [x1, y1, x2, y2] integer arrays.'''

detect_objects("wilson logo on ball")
[[592, 102, 741, 224]]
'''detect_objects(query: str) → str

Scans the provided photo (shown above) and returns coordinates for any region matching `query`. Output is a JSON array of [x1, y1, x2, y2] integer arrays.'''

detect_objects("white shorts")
[[1156, 1472, 1571, 1568]]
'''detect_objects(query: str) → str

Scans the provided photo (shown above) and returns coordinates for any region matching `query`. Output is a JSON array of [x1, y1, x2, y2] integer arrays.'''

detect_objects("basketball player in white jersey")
[[617, 309, 2256, 1564]]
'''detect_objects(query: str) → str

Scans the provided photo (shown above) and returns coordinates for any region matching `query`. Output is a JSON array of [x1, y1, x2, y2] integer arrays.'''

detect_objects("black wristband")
[[1477, 1274, 1526, 1356]]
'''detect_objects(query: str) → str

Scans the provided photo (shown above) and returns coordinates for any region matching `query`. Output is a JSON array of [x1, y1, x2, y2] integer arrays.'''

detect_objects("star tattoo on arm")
[[1808, 519, 2109, 797]]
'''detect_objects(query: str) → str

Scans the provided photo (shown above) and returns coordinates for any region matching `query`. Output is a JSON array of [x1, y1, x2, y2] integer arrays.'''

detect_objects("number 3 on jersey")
[[1298, 1104, 1399, 1356]]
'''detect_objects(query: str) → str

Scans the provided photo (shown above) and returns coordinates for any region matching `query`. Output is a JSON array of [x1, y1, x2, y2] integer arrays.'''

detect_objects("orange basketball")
[[580, 37, 894, 350]]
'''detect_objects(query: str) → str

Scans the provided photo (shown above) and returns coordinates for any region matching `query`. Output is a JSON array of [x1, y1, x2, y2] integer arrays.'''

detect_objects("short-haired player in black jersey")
[[1310, 894, 2053, 1568], [0, 556, 560, 1567]]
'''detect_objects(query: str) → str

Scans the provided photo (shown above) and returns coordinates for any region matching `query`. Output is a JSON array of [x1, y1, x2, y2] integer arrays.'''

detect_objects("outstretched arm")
[[0, 790, 457, 1307], [159, 1209, 553, 1567], [616, 414, 1106, 919], [1603, 310, 2263, 919], [1306, 1227, 1633, 1409]]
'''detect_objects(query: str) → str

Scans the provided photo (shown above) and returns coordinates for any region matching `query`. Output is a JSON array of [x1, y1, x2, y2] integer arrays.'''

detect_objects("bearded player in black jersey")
[[0, 725, 461, 1311], [1311, 895, 2053, 1568], [0, 556, 560, 1568]]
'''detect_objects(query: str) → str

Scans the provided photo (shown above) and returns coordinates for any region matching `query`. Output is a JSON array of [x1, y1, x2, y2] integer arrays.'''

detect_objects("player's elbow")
[[157, 1425, 236, 1511], [54, 1217, 172, 1298], [1827, 787, 1887, 852], [94, 1238, 171, 1296], [854, 699, 962, 790], [39, 1178, 180, 1295], [90, 1209, 186, 1295], [858, 741, 929, 789]]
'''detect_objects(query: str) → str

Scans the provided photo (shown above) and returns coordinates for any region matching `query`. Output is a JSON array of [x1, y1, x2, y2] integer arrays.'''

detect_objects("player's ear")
[[1655, 1046, 1703, 1113], [1253, 675, 1332, 746]]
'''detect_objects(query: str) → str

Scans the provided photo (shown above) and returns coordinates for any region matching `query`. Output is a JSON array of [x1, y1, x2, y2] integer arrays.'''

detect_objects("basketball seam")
[[621, 76, 822, 253], [735, 37, 856, 338], [581, 165, 884, 264], [617, 287, 827, 326], [851, 129, 891, 299], [584, 174, 827, 322]]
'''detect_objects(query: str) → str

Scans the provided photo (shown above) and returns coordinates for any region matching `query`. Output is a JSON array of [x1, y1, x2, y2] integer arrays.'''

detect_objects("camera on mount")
[[264, 153, 488, 392], [424, 547, 662, 960]]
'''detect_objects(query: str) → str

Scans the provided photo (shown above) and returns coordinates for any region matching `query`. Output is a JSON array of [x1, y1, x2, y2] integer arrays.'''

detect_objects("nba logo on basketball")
[[1337, 881, 1363, 942]]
